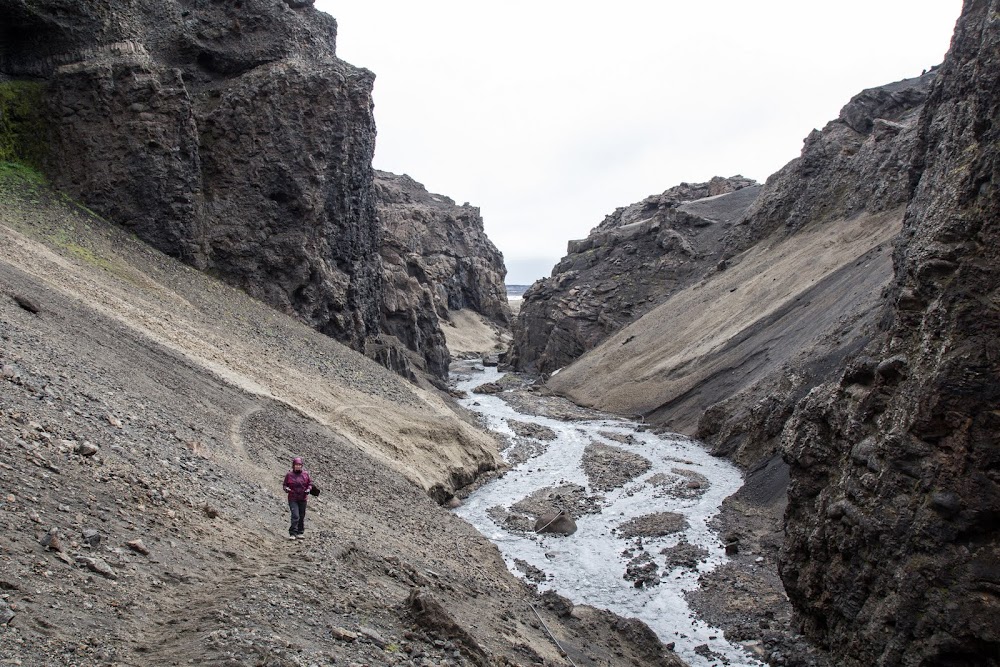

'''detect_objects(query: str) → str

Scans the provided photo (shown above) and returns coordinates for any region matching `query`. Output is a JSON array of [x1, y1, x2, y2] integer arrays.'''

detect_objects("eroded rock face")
[[779, 2, 1000, 664], [0, 2, 510, 382], [0, 0, 380, 352], [543, 71, 936, 473], [511, 176, 759, 374], [376, 171, 511, 377]]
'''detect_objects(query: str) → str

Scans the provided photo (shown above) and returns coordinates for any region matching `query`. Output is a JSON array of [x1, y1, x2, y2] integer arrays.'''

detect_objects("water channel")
[[451, 364, 762, 667]]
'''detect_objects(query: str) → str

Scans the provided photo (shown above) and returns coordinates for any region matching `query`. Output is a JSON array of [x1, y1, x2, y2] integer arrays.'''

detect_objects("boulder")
[[534, 510, 577, 536]]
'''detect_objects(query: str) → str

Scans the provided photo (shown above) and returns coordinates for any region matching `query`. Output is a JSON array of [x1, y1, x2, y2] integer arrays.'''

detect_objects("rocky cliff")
[[0, 0, 508, 382], [375, 171, 511, 378], [510, 176, 759, 374], [1, 0, 381, 349], [779, 1, 1000, 663], [532, 2, 998, 663], [541, 69, 935, 471]]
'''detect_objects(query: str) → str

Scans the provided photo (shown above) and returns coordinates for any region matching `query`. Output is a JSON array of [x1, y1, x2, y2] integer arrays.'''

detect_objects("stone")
[[81, 529, 101, 548], [533, 511, 577, 536], [77, 556, 116, 579], [330, 627, 358, 642], [357, 626, 386, 648], [75, 442, 99, 457], [126, 539, 150, 556]]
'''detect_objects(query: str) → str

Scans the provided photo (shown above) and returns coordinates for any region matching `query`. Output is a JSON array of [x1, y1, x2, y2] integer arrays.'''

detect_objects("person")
[[282, 456, 312, 540]]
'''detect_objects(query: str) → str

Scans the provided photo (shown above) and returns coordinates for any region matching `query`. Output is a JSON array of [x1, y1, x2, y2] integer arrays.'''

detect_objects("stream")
[[451, 364, 762, 667]]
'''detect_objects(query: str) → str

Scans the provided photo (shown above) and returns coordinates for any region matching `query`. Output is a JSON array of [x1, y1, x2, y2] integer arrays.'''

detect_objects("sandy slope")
[[0, 171, 683, 666], [548, 209, 902, 428], [442, 309, 510, 359]]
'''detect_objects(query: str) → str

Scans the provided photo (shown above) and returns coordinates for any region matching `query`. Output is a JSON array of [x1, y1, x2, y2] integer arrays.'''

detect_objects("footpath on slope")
[[0, 167, 684, 667]]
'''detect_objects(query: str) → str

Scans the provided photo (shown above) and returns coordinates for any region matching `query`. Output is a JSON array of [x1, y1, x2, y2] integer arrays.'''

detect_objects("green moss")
[[0, 80, 49, 170]]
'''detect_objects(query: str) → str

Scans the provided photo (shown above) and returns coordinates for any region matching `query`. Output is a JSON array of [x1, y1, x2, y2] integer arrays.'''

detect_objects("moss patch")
[[0, 80, 49, 169]]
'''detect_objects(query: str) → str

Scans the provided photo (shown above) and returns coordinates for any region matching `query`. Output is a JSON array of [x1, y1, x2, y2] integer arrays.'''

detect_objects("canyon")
[[0, 0, 997, 666]]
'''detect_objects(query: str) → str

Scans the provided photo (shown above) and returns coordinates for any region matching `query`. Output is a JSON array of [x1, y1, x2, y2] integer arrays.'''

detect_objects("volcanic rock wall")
[[537, 69, 935, 474], [0, 0, 511, 381], [510, 176, 759, 374], [779, 1, 1000, 663], [375, 171, 511, 378]]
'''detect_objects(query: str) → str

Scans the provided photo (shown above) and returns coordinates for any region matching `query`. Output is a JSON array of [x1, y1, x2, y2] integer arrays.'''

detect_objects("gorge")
[[0, 1, 997, 666]]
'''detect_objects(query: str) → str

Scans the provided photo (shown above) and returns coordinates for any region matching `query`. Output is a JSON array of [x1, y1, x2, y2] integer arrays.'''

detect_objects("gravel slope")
[[0, 168, 684, 667]]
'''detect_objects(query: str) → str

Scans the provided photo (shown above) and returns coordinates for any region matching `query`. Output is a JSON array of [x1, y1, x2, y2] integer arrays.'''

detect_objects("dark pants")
[[289, 500, 307, 535]]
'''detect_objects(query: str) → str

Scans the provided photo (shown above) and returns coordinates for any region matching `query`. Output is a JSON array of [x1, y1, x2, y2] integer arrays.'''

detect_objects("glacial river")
[[451, 365, 761, 667]]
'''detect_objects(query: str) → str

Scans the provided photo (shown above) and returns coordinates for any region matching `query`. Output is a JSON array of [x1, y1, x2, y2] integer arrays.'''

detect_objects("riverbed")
[[451, 364, 763, 667]]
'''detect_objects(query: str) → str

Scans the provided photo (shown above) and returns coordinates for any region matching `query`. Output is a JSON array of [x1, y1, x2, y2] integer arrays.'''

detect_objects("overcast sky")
[[315, 1, 962, 284]]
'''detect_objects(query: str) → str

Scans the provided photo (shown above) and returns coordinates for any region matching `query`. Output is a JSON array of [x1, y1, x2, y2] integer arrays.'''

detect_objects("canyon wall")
[[375, 171, 511, 379], [0, 0, 508, 381], [528, 2, 998, 663], [510, 176, 759, 375], [780, 1, 1000, 663]]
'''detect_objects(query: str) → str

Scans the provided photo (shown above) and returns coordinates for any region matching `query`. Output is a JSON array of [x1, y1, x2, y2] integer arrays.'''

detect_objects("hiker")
[[282, 456, 312, 539]]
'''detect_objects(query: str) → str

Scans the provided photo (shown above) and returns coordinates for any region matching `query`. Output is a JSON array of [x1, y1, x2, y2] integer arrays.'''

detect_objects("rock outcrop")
[[0, 1, 510, 382], [375, 171, 511, 378], [542, 69, 936, 471], [779, 1, 1000, 663], [0, 0, 380, 351], [510, 176, 759, 374]]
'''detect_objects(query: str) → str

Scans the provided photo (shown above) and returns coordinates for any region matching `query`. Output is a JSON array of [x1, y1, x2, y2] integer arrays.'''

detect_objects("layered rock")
[[375, 171, 511, 377], [779, 1, 1000, 663], [510, 176, 759, 374], [0, 0, 381, 352], [541, 70, 935, 472], [0, 1, 512, 382]]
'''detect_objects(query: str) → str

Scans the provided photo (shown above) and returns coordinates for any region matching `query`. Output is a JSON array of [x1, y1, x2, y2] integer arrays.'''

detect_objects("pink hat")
[[292, 457, 303, 466]]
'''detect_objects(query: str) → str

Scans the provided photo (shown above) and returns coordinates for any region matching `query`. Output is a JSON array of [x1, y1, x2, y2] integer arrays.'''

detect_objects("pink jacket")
[[283, 469, 312, 501]]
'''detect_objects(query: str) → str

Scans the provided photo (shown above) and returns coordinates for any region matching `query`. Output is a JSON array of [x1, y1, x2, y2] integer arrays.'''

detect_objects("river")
[[451, 364, 762, 667]]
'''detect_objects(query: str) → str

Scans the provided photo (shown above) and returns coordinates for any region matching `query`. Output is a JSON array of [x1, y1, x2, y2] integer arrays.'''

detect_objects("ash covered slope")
[[0, 168, 682, 667], [546, 68, 935, 467], [0, 0, 508, 381], [376, 171, 512, 378], [510, 176, 759, 375], [780, 1, 1000, 663]]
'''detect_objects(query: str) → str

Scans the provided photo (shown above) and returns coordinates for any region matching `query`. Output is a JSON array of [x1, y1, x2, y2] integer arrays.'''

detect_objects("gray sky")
[[315, 1, 962, 284]]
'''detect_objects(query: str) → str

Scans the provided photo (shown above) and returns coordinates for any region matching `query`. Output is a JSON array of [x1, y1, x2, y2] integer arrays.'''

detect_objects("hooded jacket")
[[283, 466, 312, 502]]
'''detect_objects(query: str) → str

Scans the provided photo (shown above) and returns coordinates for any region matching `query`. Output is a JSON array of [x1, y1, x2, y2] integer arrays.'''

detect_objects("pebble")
[[75, 442, 99, 457], [127, 538, 150, 555], [82, 528, 101, 548], [77, 556, 116, 579]]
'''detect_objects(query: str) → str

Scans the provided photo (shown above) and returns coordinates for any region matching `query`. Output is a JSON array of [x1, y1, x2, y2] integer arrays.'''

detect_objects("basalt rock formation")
[[375, 171, 511, 378], [542, 69, 936, 471], [510, 176, 759, 374], [533, 1, 998, 663], [1, 0, 381, 350], [779, 1, 1000, 663], [0, 0, 507, 382]]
